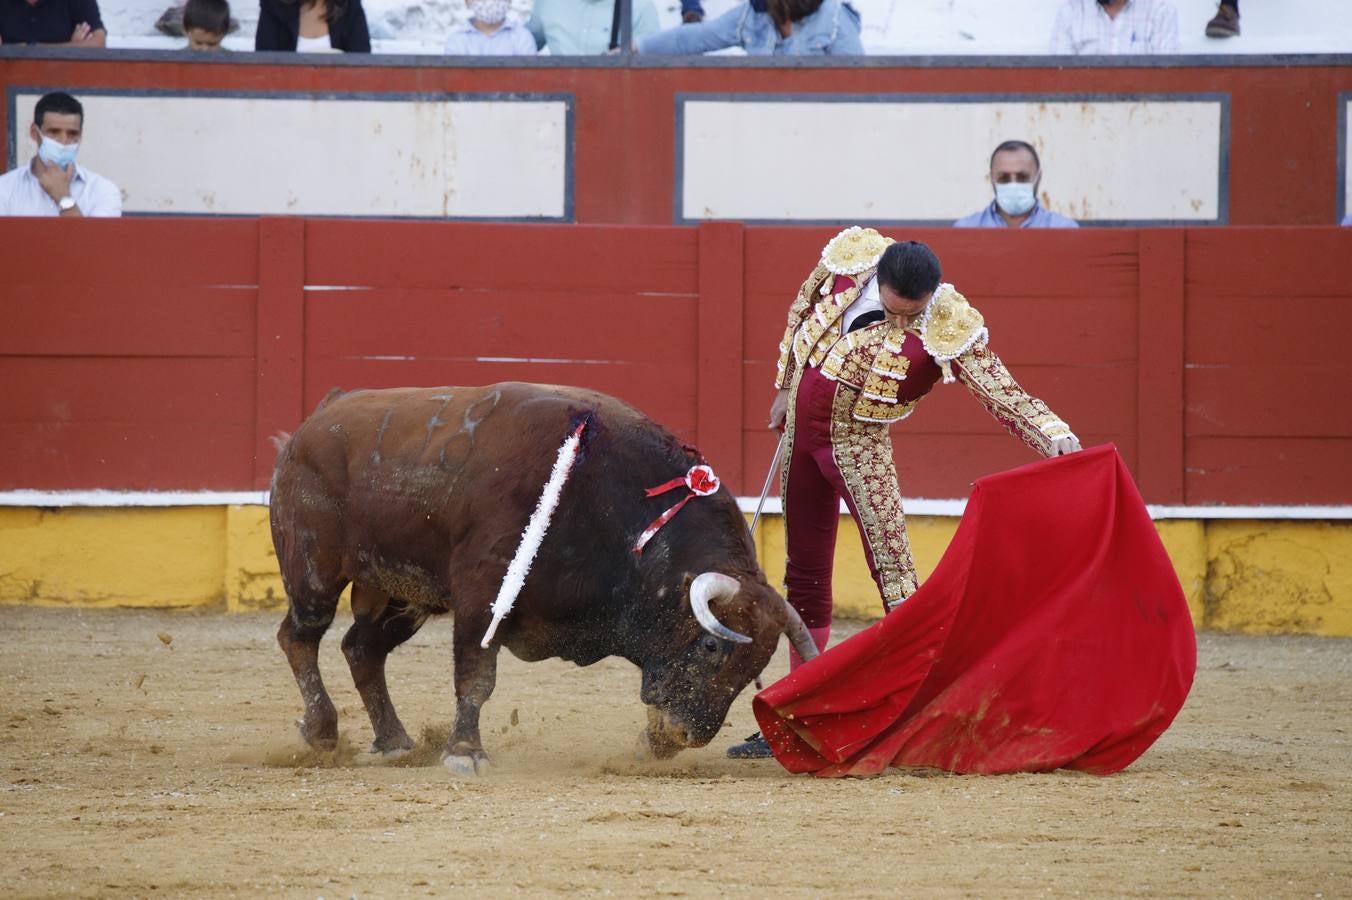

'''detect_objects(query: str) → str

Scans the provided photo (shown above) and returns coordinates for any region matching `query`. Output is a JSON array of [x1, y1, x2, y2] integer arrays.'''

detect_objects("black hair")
[[34, 92, 83, 129], [989, 139, 1040, 171], [769, 0, 823, 27], [184, 0, 231, 33], [876, 241, 941, 302]]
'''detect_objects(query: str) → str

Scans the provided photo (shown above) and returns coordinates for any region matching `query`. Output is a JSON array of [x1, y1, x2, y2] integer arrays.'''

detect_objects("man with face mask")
[[444, 0, 535, 54], [0, 92, 121, 218], [953, 140, 1077, 230]]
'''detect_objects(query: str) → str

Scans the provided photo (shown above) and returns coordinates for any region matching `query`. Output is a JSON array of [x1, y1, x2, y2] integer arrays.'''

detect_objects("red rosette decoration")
[[632, 465, 721, 555]]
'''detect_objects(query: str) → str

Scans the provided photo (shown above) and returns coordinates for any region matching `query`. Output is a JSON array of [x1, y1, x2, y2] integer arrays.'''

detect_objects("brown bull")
[[270, 383, 817, 774]]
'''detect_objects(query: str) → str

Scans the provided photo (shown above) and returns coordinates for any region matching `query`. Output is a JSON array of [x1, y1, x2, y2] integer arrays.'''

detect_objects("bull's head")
[[639, 572, 818, 759]]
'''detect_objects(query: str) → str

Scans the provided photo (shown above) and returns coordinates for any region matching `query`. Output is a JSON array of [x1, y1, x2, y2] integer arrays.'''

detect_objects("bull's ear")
[[679, 572, 694, 610]]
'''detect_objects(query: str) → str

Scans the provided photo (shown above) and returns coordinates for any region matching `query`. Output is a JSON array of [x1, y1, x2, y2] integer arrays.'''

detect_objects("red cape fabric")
[[753, 445, 1196, 777]]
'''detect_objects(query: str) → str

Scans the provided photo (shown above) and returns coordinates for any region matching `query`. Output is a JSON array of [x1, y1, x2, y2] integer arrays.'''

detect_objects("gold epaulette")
[[820, 226, 894, 276], [919, 284, 988, 383]]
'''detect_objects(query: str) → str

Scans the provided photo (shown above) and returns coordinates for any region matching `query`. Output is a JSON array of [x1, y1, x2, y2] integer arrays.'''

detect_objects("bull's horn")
[[690, 573, 752, 644], [780, 598, 819, 663]]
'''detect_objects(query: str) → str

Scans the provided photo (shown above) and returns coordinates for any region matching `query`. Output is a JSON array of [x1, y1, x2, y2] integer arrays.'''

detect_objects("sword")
[[749, 430, 786, 538], [749, 430, 785, 693]]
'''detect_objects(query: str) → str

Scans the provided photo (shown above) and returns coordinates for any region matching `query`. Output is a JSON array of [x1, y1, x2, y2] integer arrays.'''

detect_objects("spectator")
[[527, 0, 656, 54], [444, 0, 535, 54], [0, 92, 121, 218], [1204, 0, 1238, 37], [639, 0, 862, 55], [954, 140, 1078, 230], [0, 0, 106, 47], [1050, 0, 1178, 54], [183, 0, 231, 48], [680, 0, 702, 23], [256, 0, 370, 52]]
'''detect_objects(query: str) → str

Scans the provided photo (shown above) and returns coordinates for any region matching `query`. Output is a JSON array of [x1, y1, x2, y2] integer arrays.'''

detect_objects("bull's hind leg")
[[342, 583, 425, 757], [443, 617, 501, 777], [277, 581, 346, 750]]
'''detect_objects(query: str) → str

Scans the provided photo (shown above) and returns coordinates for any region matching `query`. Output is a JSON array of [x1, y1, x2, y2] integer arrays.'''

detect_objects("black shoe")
[[726, 731, 773, 759], [1204, 3, 1239, 37]]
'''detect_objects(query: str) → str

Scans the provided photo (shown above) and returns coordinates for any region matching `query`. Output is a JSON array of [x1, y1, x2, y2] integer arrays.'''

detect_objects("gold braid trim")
[[952, 343, 1076, 457], [829, 384, 918, 606], [775, 263, 832, 389]]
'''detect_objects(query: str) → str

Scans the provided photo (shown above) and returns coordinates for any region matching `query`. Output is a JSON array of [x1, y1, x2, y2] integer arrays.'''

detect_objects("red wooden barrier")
[[2, 219, 1350, 505]]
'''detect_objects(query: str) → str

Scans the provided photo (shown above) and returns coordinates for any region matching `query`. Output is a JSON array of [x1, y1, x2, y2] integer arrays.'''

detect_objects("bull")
[[270, 383, 817, 775]]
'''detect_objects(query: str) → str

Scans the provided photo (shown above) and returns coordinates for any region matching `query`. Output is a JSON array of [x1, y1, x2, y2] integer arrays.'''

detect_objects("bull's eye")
[[701, 636, 720, 654]]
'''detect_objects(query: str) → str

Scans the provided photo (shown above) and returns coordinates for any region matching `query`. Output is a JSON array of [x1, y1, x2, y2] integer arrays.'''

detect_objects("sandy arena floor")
[[1, 606, 1348, 897]]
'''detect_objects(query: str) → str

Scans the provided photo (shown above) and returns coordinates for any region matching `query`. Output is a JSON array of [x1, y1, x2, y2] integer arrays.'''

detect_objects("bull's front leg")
[[444, 620, 500, 777]]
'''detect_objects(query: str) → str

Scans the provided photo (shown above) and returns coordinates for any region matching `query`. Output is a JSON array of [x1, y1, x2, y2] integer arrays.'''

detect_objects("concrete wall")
[[3, 506, 1348, 637]]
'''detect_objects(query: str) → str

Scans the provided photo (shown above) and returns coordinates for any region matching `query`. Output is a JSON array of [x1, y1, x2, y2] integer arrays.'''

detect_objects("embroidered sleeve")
[[775, 264, 829, 389], [953, 341, 1076, 457]]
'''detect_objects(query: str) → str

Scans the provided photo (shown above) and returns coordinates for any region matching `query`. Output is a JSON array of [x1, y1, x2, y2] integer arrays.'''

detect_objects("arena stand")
[[1, 50, 1350, 634]]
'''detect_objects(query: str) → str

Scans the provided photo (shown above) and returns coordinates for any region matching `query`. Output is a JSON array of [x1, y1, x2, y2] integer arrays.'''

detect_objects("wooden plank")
[[1186, 228, 1352, 297], [696, 221, 745, 489], [255, 217, 305, 488], [744, 228, 1140, 301], [1137, 229, 1184, 504], [1186, 293, 1351, 364], [889, 433, 1132, 500], [303, 359, 697, 439], [745, 291, 1137, 369], [0, 422, 254, 490], [0, 357, 255, 424], [1, 285, 256, 357], [305, 220, 700, 294], [0, 218, 257, 287], [305, 288, 696, 363], [1186, 366, 1352, 438], [899, 367, 1135, 437], [1186, 437, 1352, 506]]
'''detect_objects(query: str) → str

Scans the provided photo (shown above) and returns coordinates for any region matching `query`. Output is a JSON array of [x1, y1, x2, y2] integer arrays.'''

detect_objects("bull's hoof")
[[371, 743, 412, 761], [370, 733, 415, 757], [294, 717, 337, 751], [442, 750, 490, 777]]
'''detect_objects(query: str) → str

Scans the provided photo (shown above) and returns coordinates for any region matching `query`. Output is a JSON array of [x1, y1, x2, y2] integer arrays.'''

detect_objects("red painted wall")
[[3, 218, 1349, 504], [2, 58, 1351, 225]]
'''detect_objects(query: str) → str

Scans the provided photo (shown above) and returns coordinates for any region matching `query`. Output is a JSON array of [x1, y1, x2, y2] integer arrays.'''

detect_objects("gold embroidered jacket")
[[774, 228, 1076, 456]]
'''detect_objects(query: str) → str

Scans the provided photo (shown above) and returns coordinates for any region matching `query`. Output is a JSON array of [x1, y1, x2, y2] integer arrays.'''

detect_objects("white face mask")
[[469, 0, 509, 24], [37, 134, 80, 169], [994, 181, 1036, 217]]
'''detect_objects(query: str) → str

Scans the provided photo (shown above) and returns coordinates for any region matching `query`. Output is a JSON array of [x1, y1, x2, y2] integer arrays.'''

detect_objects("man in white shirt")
[[0, 91, 121, 217], [1050, 0, 1179, 55]]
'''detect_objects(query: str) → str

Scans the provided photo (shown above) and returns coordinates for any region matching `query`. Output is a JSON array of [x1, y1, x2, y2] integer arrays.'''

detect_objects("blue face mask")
[[994, 181, 1036, 217], [37, 135, 80, 169]]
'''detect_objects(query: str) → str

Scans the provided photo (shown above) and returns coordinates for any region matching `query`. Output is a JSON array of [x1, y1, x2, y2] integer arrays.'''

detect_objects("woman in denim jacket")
[[639, 0, 862, 55]]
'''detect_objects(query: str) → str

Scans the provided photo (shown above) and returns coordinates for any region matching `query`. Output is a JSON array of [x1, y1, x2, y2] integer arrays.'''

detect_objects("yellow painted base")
[[1, 506, 1350, 636]]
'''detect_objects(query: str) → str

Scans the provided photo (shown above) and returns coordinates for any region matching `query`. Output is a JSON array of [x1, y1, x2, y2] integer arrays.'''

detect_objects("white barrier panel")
[[12, 91, 572, 219], [678, 95, 1226, 224]]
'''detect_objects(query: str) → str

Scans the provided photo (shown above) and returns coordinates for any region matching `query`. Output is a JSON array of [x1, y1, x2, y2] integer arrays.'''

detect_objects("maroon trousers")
[[781, 366, 917, 638]]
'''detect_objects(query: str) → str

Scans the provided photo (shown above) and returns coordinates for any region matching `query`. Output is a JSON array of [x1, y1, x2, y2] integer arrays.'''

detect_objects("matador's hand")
[[1051, 436, 1081, 456], [768, 389, 790, 431]]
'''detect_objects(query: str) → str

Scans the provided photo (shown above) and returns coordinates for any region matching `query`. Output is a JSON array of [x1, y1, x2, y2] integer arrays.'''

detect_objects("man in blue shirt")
[[0, 0, 106, 46], [954, 140, 1079, 230]]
